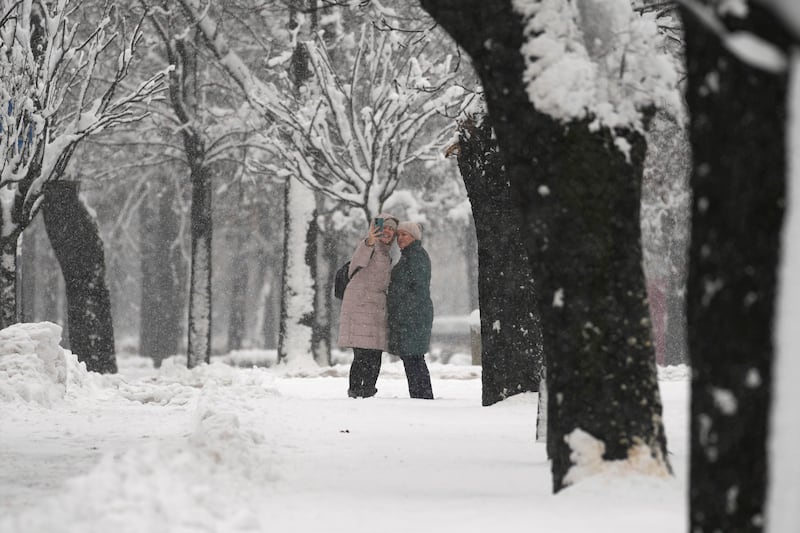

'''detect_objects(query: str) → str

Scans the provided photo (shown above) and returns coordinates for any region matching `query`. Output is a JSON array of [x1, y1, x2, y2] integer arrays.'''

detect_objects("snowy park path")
[[0, 356, 688, 533]]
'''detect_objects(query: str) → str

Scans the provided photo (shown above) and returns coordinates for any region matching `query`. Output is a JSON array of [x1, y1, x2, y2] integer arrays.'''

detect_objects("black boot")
[[400, 355, 434, 399]]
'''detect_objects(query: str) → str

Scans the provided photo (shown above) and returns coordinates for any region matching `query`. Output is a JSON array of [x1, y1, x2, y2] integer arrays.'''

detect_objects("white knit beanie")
[[397, 221, 422, 241], [376, 213, 399, 231]]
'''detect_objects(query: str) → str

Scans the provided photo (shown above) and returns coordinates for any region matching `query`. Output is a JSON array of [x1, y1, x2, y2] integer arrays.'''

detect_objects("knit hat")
[[397, 221, 422, 241], [376, 212, 399, 231]]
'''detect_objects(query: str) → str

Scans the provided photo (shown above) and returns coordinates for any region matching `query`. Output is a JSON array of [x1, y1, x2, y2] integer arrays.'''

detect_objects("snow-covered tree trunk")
[[642, 112, 692, 366], [42, 181, 116, 374], [0, 156, 41, 328], [422, 0, 671, 492], [536, 368, 548, 448], [312, 210, 334, 366], [187, 163, 212, 368], [455, 116, 543, 406], [680, 3, 793, 531], [148, 24, 214, 369], [277, 24, 320, 367], [140, 180, 185, 367], [18, 223, 37, 323], [278, 177, 316, 365], [0, 233, 19, 328]]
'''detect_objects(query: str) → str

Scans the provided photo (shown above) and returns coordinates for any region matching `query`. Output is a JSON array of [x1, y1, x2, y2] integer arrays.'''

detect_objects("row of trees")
[[421, 0, 798, 531], [1, 0, 168, 372], [9, 0, 794, 531]]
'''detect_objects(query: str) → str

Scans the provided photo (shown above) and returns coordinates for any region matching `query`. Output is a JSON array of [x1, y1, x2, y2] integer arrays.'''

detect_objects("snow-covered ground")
[[0, 322, 688, 533]]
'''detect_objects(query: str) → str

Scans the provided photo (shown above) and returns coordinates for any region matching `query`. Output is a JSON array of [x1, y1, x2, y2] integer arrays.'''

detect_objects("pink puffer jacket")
[[337, 239, 392, 351]]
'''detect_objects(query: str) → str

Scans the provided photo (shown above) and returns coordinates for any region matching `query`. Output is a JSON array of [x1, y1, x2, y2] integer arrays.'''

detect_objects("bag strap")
[[350, 247, 374, 279]]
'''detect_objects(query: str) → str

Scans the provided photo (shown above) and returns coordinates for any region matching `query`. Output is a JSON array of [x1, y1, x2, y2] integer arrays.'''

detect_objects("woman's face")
[[379, 226, 396, 245], [396, 229, 415, 249]]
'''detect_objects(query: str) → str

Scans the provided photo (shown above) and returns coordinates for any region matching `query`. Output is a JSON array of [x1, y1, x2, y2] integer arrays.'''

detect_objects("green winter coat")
[[388, 240, 433, 356]]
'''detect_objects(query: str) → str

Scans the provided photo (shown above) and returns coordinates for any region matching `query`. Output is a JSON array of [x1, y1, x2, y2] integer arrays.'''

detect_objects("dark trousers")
[[348, 348, 382, 397], [400, 355, 434, 399]]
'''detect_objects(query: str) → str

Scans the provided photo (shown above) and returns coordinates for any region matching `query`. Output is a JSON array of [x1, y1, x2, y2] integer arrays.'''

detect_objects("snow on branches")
[[512, 0, 682, 132], [267, 25, 467, 215], [0, 0, 168, 223], [177, 0, 469, 220]]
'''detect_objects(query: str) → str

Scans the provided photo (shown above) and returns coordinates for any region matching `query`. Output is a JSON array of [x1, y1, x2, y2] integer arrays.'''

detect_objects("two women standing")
[[337, 215, 434, 399]]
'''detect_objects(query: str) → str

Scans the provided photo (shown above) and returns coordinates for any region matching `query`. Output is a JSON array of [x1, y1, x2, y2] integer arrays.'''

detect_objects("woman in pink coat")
[[338, 213, 399, 398]]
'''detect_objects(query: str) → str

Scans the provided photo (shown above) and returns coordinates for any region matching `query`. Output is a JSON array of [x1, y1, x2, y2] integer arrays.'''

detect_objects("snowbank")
[[0, 322, 78, 406], [0, 406, 274, 533]]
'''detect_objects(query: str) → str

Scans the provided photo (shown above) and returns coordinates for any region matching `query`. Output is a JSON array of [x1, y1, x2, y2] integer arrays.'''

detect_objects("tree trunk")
[[664, 283, 687, 366], [464, 218, 479, 311], [455, 116, 543, 406], [278, 176, 316, 364], [278, 33, 318, 366], [140, 180, 185, 367], [421, 0, 669, 492], [227, 228, 248, 352], [19, 225, 37, 323], [227, 180, 249, 352], [681, 5, 791, 531], [187, 164, 213, 368], [312, 210, 334, 366], [261, 268, 279, 350], [0, 233, 19, 329], [536, 368, 548, 447], [0, 138, 44, 329], [42, 181, 117, 374]]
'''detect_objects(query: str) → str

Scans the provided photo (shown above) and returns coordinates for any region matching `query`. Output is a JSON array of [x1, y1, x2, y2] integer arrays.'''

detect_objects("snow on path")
[[0, 355, 688, 533]]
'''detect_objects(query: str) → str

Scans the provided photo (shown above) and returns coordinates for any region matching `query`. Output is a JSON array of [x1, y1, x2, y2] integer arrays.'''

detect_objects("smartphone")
[[374, 217, 384, 233]]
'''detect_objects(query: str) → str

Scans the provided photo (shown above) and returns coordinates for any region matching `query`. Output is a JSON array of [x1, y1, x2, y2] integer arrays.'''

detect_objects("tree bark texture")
[[456, 117, 543, 406], [227, 180, 250, 352], [312, 212, 335, 366], [262, 269, 279, 350], [681, 6, 791, 532], [0, 198, 27, 329], [42, 181, 117, 374], [19, 226, 37, 323], [187, 164, 212, 368], [166, 32, 213, 369], [227, 226, 249, 352], [0, 235, 19, 329], [0, 127, 46, 329], [421, 0, 668, 492], [140, 180, 186, 367]]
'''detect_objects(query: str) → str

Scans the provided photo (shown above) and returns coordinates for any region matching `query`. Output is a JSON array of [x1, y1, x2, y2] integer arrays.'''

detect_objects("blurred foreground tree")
[[679, 1, 798, 531]]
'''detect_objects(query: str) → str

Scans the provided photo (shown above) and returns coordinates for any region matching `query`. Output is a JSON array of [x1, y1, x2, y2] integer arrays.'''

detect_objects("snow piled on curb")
[[0, 406, 274, 533], [0, 322, 72, 405]]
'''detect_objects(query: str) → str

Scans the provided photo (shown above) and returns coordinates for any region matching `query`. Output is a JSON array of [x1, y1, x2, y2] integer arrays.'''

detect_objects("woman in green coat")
[[388, 221, 434, 399]]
